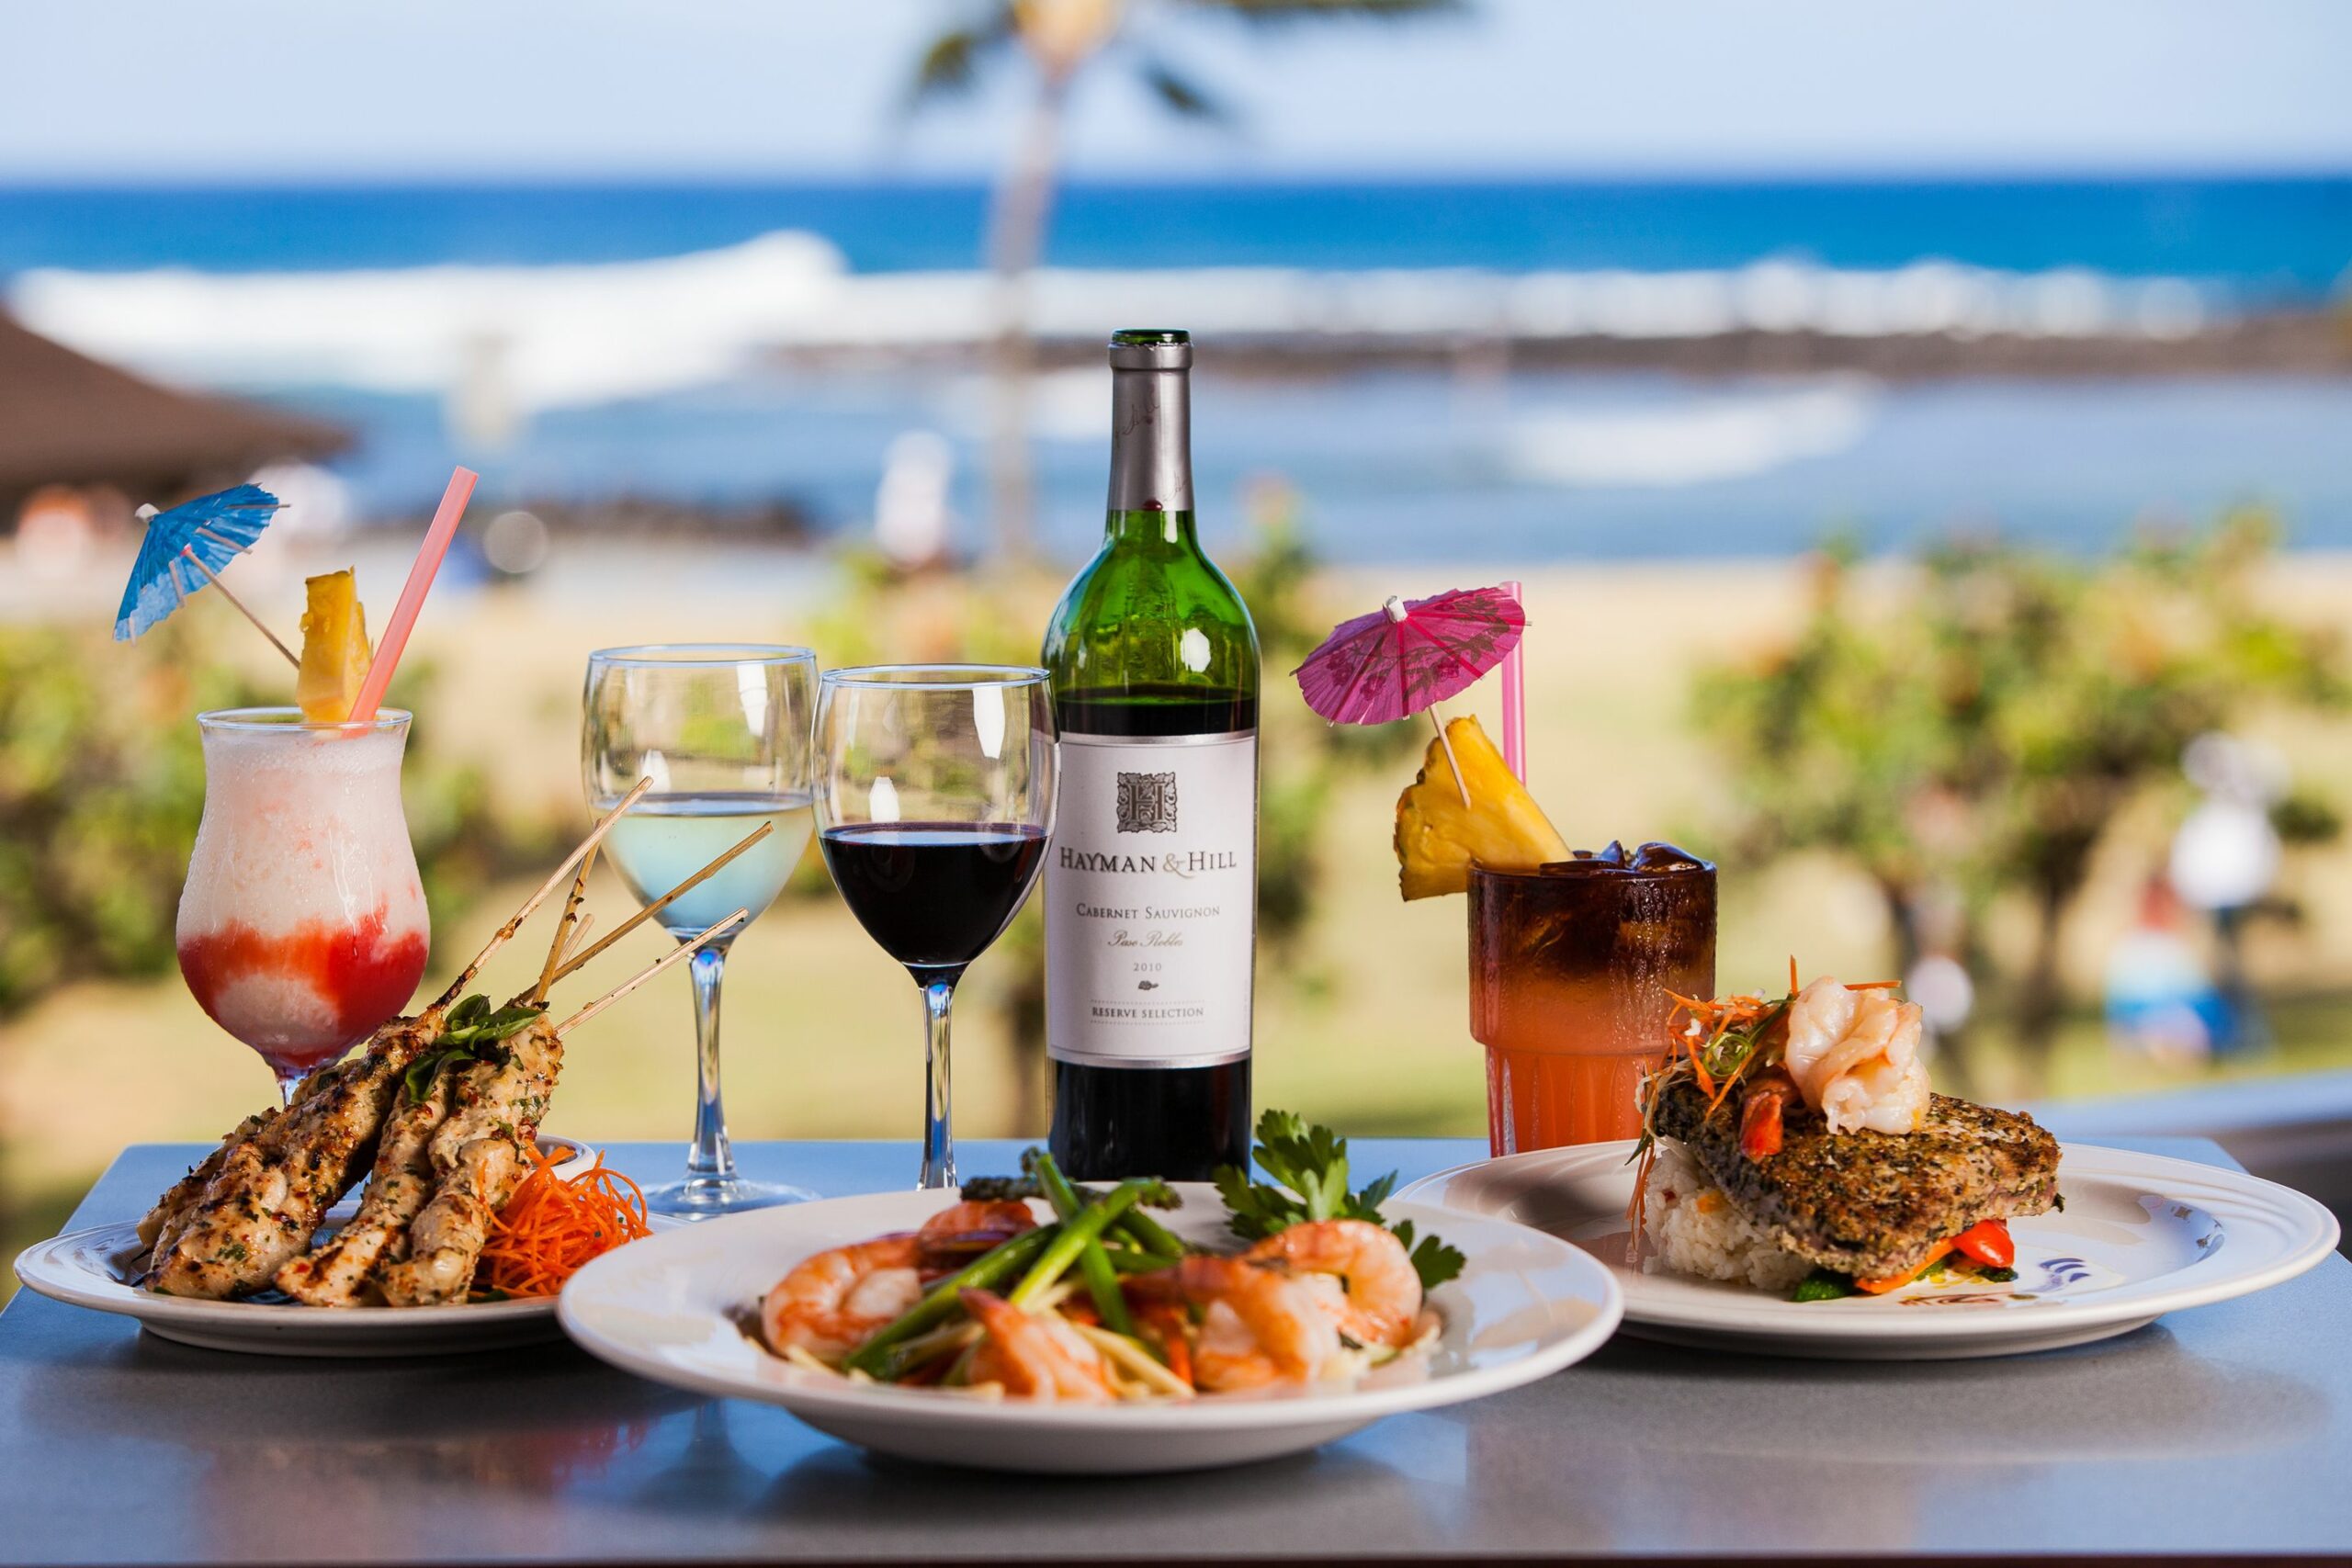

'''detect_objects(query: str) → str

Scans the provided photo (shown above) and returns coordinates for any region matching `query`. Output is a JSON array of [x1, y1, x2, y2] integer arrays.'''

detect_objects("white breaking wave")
[[1507, 383, 1879, 489], [8, 231, 2216, 413]]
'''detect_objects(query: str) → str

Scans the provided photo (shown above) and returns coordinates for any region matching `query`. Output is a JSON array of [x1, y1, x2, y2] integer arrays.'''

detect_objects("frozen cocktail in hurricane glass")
[[175, 706, 430, 1102]]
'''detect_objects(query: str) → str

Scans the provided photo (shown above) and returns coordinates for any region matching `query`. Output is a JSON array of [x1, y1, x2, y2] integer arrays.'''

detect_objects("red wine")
[[1040, 334, 1259, 1184], [820, 823, 1047, 978]]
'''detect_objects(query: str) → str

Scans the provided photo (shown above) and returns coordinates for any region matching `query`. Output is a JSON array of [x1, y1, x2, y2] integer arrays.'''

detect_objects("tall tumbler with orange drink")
[[1468, 842, 1715, 1154]]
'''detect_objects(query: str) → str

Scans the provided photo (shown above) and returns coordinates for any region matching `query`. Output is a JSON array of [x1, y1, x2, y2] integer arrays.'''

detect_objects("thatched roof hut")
[[0, 313, 346, 519]]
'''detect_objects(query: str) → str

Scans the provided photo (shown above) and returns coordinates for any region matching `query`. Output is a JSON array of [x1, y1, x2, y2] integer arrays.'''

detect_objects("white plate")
[[11, 1135, 628, 1357], [1396, 1140, 2339, 1360], [558, 1182, 1622, 1473]]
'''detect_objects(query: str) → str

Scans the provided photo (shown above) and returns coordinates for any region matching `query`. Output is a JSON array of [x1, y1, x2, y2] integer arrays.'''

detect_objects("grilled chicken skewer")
[[377, 1017, 565, 1306], [273, 1061, 460, 1305], [367, 905, 743, 1305], [141, 1015, 444, 1297], [138, 1106, 278, 1250], [136, 1051, 372, 1248]]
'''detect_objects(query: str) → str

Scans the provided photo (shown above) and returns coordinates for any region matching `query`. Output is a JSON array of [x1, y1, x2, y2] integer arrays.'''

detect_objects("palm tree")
[[908, 0, 1459, 559]]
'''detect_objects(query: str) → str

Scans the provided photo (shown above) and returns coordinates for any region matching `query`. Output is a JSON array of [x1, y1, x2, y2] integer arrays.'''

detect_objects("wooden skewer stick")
[[428, 776, 653, 1014], [180, 547, 300, 669], [558, 912, 596, 968], [551, 819, 774, 985], [530, 846, 598, 1005], [559, 909, 747, 1036], [1427, 705, 1471, 808]]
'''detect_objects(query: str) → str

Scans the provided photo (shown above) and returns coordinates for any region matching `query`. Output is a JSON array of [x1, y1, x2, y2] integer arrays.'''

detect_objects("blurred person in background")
[[2171, 732, 2289, 1055], [2105, 874, 2231, 1064]]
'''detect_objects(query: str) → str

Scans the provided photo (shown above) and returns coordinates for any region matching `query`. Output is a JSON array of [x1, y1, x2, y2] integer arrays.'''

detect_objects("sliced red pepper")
[[1949, 1218, 2015, 1269], [1736, 1070, 1798, 1161]]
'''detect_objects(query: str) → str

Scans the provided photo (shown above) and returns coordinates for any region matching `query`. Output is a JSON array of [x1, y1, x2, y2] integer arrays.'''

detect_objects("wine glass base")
[[642, 1175, 819, 1220]]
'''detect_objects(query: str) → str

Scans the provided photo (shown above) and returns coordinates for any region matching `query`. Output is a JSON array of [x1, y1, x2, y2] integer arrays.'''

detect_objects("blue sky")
[[6, 0, 2349, 180]]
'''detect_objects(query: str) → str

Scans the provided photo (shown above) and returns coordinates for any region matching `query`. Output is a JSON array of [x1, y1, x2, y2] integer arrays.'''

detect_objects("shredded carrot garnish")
[[475, 1146, 652, 1298], [1687, 1053, 1717, 1099], [1844, 979, 1902, 990]]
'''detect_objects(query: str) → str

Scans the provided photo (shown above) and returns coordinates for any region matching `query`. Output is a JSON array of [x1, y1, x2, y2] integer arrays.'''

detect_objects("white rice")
[[1638, 1141, 1813, 1292]]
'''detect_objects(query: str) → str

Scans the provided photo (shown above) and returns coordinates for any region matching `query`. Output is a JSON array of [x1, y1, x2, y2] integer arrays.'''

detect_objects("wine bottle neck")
[[1106, 364, 1192, 516], [1104, 506, 1199, 548]]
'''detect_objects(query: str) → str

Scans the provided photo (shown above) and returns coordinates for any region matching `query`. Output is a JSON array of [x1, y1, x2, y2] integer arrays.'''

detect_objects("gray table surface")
[[6, 1134, 2350, 1564]]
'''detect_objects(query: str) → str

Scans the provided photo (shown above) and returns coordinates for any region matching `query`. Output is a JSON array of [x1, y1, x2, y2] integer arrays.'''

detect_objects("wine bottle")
[[1042, 329, 1259, 1180]]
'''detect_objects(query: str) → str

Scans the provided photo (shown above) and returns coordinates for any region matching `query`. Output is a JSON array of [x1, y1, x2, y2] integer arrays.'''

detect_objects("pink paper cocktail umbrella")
[[1292, 584, 1527, 802]]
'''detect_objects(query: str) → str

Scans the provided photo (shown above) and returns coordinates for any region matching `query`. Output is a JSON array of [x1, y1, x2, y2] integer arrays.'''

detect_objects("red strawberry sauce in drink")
[[178, 905, 430, 1075]]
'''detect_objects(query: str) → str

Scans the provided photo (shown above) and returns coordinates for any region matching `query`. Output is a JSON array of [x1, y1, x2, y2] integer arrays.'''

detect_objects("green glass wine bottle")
[[1041, 329, 1259, 1180]]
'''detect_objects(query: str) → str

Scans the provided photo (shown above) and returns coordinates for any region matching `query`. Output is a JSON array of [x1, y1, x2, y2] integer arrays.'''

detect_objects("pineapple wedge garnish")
[[296, 569, 373, 723], [1394, 716, 1571, 899]]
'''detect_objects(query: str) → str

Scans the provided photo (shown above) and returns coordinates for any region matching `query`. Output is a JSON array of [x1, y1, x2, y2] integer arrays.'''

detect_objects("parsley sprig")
[[1214, 1111, 1466, 1290], [402, 994, 545, 1101]]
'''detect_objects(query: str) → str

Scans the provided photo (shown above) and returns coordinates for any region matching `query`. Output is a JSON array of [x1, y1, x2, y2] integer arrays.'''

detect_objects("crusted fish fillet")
[[274, 1060, 460, 1305], [1651, 1077, 2060, 1280], [142, 1015, 439, 1299], [377, 1019, 564, 1306]]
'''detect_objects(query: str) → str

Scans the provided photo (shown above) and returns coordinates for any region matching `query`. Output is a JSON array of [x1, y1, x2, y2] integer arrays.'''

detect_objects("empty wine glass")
[[583, 645, 820, 1217], [816, 666, 1057, 1189]]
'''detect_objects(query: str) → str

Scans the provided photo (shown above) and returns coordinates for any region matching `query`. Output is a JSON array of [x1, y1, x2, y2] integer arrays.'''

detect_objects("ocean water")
[[5, 178, 2347, 562], [4, 177, 2346, 291]]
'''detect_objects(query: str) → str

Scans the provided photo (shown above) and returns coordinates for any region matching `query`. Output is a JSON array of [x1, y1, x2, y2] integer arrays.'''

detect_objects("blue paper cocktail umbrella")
[[112, 483, 293, 661]]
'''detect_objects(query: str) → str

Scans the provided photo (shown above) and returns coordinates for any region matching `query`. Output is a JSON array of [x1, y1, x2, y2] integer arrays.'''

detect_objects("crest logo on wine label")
[[1115, 771, 1178, 834]]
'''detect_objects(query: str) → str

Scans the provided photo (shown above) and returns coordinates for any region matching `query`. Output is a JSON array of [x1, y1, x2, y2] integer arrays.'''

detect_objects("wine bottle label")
[[1045, 729, 1257, 1068]]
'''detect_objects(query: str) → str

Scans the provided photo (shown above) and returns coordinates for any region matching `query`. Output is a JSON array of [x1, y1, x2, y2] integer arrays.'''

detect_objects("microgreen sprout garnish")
[[1214, 1111, 1465, 1290], [402, 994, 547, 1101]]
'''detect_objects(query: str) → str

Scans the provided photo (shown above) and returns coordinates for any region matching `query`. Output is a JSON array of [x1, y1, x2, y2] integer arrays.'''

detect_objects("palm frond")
[[1136, 56, 1230, 121], [905, 6, 1022, 112]]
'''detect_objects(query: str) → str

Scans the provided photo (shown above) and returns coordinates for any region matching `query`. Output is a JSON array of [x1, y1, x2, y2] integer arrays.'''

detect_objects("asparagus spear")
[[1030, 1152, 1136, 1337], [1009, 1181, 1149, 1310], [1100, 1243, 1183, 1273], [841, 1225, 1057, 1379], [967, 1159, 1189, 1258]]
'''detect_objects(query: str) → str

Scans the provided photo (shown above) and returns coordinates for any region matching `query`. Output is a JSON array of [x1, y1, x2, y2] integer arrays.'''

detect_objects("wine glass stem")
[[920, 977, 957, 1190], [684, 942, 739, 1186]]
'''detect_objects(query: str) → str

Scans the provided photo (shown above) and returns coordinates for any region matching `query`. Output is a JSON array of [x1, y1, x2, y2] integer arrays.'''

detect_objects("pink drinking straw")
[[1500, 579, 1526, 784], [346, 467, 478, 725]]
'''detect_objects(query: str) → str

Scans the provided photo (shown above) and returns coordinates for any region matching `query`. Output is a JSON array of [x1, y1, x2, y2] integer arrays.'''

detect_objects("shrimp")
[[1782, 976, 1929, 1135], [761, 1235, 922, 1363], [1150, 1256, 1342, 1393], [915, 1199, 1038, 1276], [958, 1288, 1114, 1404], [1245, 1219, 1423, 1349]]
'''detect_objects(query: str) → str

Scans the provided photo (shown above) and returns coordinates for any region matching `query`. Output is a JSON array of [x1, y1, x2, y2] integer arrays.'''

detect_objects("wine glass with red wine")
[[816, 665, 1057, 1189]]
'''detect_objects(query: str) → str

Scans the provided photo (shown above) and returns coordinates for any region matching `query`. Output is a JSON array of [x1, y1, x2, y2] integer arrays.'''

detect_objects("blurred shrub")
[[1697, 510, 2347, 1087], [0, 623, 560, 1020]]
